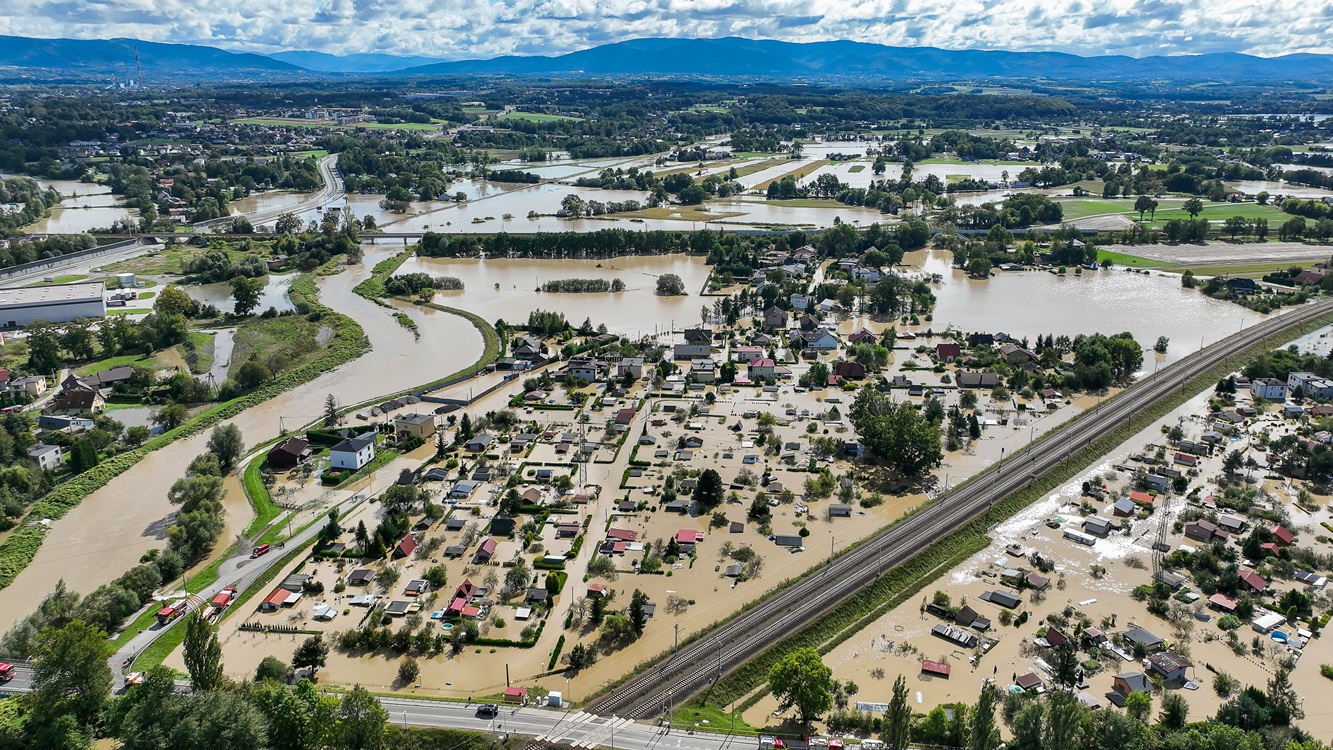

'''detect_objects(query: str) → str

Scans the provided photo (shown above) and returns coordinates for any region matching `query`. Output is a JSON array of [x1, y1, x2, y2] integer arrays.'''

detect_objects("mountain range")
[[3, 34, 1333, 83]]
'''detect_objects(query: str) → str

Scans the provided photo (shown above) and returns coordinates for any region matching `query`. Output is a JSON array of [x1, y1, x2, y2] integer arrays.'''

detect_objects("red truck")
[[155, 599, 188, 626], [251, 544, 271, 558], [0, 663, 15, 681]]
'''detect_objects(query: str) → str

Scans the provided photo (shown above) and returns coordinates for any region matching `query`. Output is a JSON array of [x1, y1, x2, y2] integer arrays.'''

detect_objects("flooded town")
[[1, 27, 1333, 750]]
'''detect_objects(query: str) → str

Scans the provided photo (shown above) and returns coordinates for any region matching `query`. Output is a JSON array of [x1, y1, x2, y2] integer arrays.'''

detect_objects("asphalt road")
[[587, 297, 1333, 719], [195, 154, 343, 231]]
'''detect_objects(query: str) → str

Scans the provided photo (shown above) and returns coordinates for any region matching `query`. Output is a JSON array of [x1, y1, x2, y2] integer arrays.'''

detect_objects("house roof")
[[51, 390, 101, 410], [331, 434, 375, 453], [1239, 570, 1268, 591], [1147, 652, 1191, 673], [269, 436, 310, 458], [395, 412, 435, 426], [1124, 626, 1162, 646], [1271, 525, 1294, 545], [1115, 672, 1152, 693]]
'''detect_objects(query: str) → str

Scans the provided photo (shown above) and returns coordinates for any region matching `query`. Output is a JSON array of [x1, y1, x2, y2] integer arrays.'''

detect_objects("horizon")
[[0, 0, 1326, 61]]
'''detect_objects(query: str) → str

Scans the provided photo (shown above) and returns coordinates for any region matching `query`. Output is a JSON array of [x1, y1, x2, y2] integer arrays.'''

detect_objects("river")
[[0, 247, 484, 629]]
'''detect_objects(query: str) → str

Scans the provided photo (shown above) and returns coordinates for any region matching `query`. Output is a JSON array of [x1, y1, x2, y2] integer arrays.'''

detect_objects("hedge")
[[352, 250, 413, 300], [548, 635, 567, 669], [0, 271, 371, 592]]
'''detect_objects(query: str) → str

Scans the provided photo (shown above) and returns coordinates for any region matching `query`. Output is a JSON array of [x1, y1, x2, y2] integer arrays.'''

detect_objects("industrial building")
[[0, 282, 107, 327]]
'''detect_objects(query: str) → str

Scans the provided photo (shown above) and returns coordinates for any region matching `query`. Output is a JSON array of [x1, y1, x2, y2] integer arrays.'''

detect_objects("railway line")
[[586, 298, 1333, 719]]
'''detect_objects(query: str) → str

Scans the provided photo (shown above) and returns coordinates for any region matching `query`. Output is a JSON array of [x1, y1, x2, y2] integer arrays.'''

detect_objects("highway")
[[585, 297, 1333, 719], [193, 153, 344, 230]]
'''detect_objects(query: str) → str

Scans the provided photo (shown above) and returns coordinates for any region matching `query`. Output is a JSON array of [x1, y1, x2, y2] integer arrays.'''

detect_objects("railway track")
[[586, 299, 1333, 719]]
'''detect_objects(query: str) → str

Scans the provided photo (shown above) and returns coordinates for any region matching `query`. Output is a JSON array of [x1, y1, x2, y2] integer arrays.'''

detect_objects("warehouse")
[[0, 282, 106, 327]]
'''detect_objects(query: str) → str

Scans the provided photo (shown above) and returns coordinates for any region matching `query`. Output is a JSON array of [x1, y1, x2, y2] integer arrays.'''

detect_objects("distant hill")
[[400, 37, 1333, 82], [267, 50, 445, 73], [0, 36, 307, 81]]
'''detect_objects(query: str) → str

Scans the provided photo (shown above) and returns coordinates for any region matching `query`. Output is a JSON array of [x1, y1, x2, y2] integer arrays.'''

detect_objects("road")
[[586, 297, 1333, 719]]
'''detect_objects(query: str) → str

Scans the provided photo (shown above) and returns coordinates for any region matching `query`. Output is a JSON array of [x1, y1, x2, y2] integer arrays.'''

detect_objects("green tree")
[[656, 274, 686, 296], [292, 634, 329, 681], [29, 620, 112, 742], [1158, 692, 1188, 730], [1125, 690, 1152, 723], [883, 675, 912, 750], [183, 611, 225, 692], [255, 655, 294, 684], [229, 276, 264, 316], [969, 684, 998, 750], [1134, 195, 1157, 222], [206, 424, 245, 471], [693, 468, 725, 510], [152, 403, 188, 431], [397, 657, 420, 685], [850, 386, 943, 476], [768, 647, 833, 726], [628, 588, 648, 635], [156, 285, 194, 318], [1183, 198, 1204, 217], [323, 394, 339, 427]]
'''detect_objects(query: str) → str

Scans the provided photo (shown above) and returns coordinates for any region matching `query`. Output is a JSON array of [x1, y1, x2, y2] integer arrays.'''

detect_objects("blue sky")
[[0, 0, 1328, 59]]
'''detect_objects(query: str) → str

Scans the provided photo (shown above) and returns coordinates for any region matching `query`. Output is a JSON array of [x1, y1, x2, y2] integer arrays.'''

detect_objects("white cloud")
[[0, 0, 1330, 59]]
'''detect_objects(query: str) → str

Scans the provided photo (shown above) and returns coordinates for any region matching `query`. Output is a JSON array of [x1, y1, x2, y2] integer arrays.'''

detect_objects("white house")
[[1250, 378, 1288, 400], [1288, 372, 1333, 399], [27, 443, 62, 471], [801, 330, 840, 351], [329, 434, 376, 471]]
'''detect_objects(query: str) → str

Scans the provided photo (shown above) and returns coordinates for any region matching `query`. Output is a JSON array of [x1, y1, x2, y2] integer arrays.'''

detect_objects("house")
[[86, 366, 134, 389], [503, 686, 528, 704], [1250, 378, 1288, 400], [733, 346, 764, 363], [393, 413, 437, 441], [489, 517, 516, 536], [450, 480, 479, 499], [1184, 520, 1226, 543], [664, 499, 691, 514], [748, 358, 777, 380], [828, 503, 853, 518], [982, 590, 1021, 609], [1173, 452, 1198, 467], [1123, 626, 1164, 652], [762, 307, 789, 330], [393, 534, 417, 559], [790, 294, 813, 311], [921, 659, 951, 679], [613, 407, 637, 426], [404, 579, 428, 597], [1217, 515, 1246, 534], [1146, 653, 1191, 682], [8, 375, 46, 398], [347, 569, 375, 586], [1288, 372, 1333, 399], [774, 535, 804, 548], [1014, 673, 1043, 692], [832, 361, 866, 380], [512, 336, 543, 359], [1042, 625, 1070, 648], [1113, 672, 1152, 697], [675, 529, 705, 547], [465, 434, 494, 452], [267, 436, 311, 469], [1208, 593, 1239, 613], [674, 343, 712, 360], [566, 358, 603, 382], [932, 624, 979, 648], [1252, 611, 1286, 634], [607, 528, 638, 542], [329, 434, 376, 471], [1270, 524, 1294, 546], [1083, 516, 1112, 537], [1239, 570, 1268, 592], [957, 372, 1000, 389], [617, 357, 645, 380], [955, 605, 991, 631], [1112, 498, 1136, 516], [36, 414, 92, 432], [27, 443, 62, 471], [525, 588, 549, 604], [999, 343, 1035, 364], [800, 330, 839, 351], [690, 360, 717, 383], [936, 342, 962, 360], [1144, 474, 1171, 493], [683, 328, 711, 343], [474, 538, 497, 563], [48, 389, 104, 416], [1225, 277, 1257, 294]]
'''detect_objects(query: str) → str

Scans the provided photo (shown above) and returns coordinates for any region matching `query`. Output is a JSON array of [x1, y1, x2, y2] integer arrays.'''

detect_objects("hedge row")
[[548, 634, 567, 670], [0, 270, 370, 592], [352, 250, 413, 300]]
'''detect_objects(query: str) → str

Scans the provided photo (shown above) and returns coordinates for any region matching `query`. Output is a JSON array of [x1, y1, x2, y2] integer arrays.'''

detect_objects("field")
[[1149, 202, 1289, 224], [750, 159, 831, 192], [618, 207, 745, 222], [232, 117, 330, 128], [24, 274, 89, 287], [1094, 249, 1171, 268], [499, 111, 584, 123], [228, 315, 330, 381]]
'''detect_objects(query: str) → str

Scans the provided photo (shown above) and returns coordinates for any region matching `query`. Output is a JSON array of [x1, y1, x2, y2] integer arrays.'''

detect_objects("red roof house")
[[394, 534, 417, 559], [607, 528, 638, 542], [675, 529, 705, 544], [1208, 593, 1238, 612], [921, 659, 952, 678], [615, 408, 637, 425], [1270, 525, 1294, 546], [1239, 570, 1268, 592], [936, 343, 962, 360], [503, 686, 528, 704], [1129, 491, 1154, 506]]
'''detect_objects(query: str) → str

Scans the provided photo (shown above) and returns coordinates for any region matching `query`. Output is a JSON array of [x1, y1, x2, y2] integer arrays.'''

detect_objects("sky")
[[0, 0, 1330, 60]]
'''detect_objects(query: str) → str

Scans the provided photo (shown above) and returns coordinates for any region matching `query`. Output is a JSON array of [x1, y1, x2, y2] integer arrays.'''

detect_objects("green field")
[[24, 274, 89, 287], [291, 149, 329, 159], [356, 121, 443, 131], [1096, 250, 1171, 268], [1150, 202, 1289, 224], [75, 353, 155, 376], [1055, 198, 1141, 220], [499, 111, 583, 123], [848, 164, 866, 173], [232, 117, 327, 128]]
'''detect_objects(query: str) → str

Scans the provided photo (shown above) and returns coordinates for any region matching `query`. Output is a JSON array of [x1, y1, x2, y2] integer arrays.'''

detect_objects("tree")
[[504, 557, 531, 598], [29, 620, 112, 740], [292, 634, 329, 680], [156, 285, 194, 317], [693, 468, 724, 510], [337, 685, 388, 750], [1158, 692, 1188, 730], [883, 675, 912, 750], [206, 424, 245, 471], [323, 394, 339, 427], [275, 212, 302, 234], [628, 588, 648, 635], [1134, 195, 1157, 222], [124, 425, 150, 447], [152, 403, 189, 431], [1183, 198, 1204, 218], [768, 647, 833, 726], [1153, 336, 1169, 354], [1125, 690, 1152, 723], [969, 683, 997, 750], [1266, 666, 1303, 723], [397, 657, 420, 685], [254, 655, 294, 684], [229, 276, 264, 316], [656, 273, 686, 296], [183, 611, 225, 692], [850, 386, 943, 476]]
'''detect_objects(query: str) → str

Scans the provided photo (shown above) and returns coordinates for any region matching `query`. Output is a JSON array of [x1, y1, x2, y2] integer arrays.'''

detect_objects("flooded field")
[[184, 273, 298, 314], [397, 253, 714, 336], [0, 247, 485, 630], [22, 179, 136, 234]]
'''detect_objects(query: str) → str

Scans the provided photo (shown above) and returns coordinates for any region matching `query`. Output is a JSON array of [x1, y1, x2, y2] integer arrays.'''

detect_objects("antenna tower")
[[135, 46, 142, 87]]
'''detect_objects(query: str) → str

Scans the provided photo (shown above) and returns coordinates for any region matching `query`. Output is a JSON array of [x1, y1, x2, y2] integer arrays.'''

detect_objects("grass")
[[617, 207, 745, 222], [357, 121, 443, 131], [750, 160, 831, 192], [75, 353, 154, 376], [1163, 260, 1310, 278], [731, 158, 790, 179], [668, 704, 758, 734], [499, 111, 583, 123], [292, 149, 329, 159], [24, 273, 89, 286], [109, 308, 152, 316], [228, 314, 327, 382], [102, 246, 243, 276], [756, 198, 845, 208], [232, 117, 328, 128], [1150, 202, 1289, 224], [1096, 250, 1171, 268], [1055, 197, 1142, 220], [352, 250, 413, 301], [847, 165, 866, 173], [185, 331, 215, 375], [242, 456, 281, 538]]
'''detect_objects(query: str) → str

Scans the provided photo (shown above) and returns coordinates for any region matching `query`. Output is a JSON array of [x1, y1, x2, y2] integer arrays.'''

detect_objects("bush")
[[398, 657, 420, 684]]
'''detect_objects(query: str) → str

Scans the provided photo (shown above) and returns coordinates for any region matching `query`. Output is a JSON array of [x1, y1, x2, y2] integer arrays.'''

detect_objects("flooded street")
[[0, 247, 484, 630]]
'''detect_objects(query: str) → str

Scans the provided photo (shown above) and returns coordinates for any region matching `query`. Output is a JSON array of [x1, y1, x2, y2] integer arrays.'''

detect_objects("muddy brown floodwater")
[[0, 247, 483, 630]]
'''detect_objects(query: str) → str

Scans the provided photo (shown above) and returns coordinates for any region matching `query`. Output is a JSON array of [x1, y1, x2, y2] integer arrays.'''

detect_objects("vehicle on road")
[[0, 663, 15, 681], [476, 704, 499, 718], [154, 599, 188, 626], [251, 544, 271, 558]]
